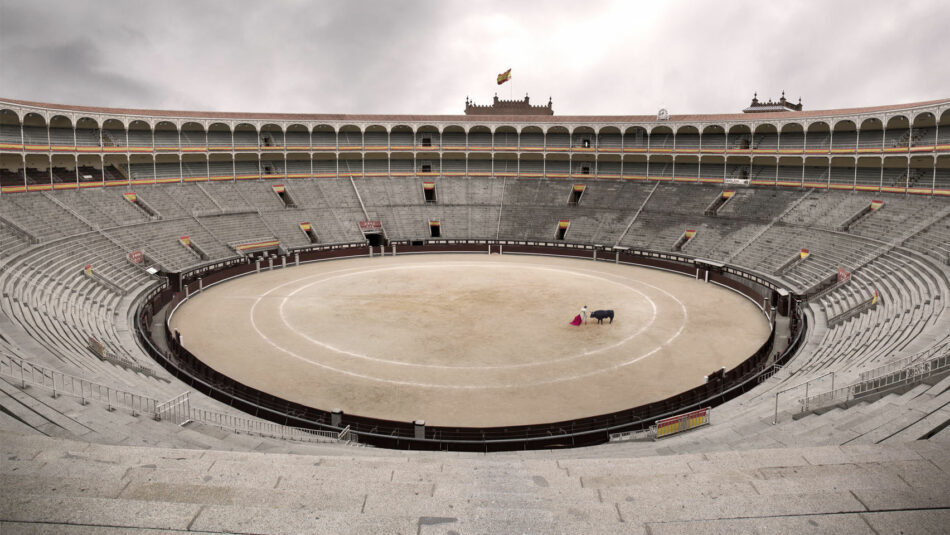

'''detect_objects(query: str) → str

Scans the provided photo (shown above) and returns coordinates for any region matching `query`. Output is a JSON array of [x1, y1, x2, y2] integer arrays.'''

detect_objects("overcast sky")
[[1, 0, 948, 116]]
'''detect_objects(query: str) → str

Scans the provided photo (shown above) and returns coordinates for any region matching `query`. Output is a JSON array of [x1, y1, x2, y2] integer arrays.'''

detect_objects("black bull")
[[590, 309, 614, 324]]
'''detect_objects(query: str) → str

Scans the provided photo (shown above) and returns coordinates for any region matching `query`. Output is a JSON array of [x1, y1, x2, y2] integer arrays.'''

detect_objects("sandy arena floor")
[[170, 254, 771, 427]]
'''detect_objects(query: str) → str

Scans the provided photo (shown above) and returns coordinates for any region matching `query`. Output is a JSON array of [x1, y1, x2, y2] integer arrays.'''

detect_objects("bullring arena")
[[1, 92, 949, 533], [170, 254, 770, 426]]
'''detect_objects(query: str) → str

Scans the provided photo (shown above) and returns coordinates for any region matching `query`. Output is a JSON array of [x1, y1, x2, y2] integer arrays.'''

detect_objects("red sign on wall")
[[129, 250, 143, 264], [837, 266, 851, 283], [359, 221, 382, 231]]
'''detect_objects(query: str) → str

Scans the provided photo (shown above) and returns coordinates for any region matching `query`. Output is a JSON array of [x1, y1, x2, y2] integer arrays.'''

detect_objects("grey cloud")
[[1, 38, 162, 107], [0, 0, 946, 116]]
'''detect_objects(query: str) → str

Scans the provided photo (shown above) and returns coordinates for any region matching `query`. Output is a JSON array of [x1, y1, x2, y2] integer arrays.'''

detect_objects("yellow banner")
[[83, 264, 93, 276], [123, 192, 137, 202], [870, 200, 884, 211], [236, 240, 280, 251], [558, 220, 571, 229], [722, 190, 735, 198], [299, 222, 311, 232], [422, 181, 435, 190], [429, 220, 441, 227], [573, 184, 586, 192], [179, 236, 191, 246], [800, 248, 810, 259], [272, 184, 285, 193], [685, 229, 696, 239]]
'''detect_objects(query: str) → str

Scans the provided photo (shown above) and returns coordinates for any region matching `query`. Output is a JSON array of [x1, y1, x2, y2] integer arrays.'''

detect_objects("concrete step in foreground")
[[1, 431, 948, 534]]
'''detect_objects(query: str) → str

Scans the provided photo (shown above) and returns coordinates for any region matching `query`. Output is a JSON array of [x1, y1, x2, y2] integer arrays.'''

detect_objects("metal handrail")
[[773, 371, 835, 424], [0, 353, 351, 445], [859, 340, 950, 382], [190, 406, 340, 443], [801, 350, 950, 411], [0, 353, 159, 415]]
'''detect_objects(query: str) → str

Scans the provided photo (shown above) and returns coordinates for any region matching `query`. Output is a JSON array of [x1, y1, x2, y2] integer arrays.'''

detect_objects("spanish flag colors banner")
[[83, 264, 93, 276], [422, 181, 435, 190], [236, 239, 279, 252], [179, 236, 191, 247], [558, 219, 571, 229], [573, 184, 587, 192], [871, 290, 879, 305], [800, 248, 810, 259], [685, 229, 696, 239], [429, 220, 441, 227], [272, 184, 285, 194], [123, 192, 137, 202], [722, 190, 735, 199], [870, 199, 884, 211], [299, 222, 311, 232], [497, 68, 512, 85]]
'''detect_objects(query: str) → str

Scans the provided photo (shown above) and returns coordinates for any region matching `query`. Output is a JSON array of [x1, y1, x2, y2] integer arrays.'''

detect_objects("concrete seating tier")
[[781, 190, 874, 229], [105, 219, 224, 272], [0, 223, 30, 261], [850, 197, 950, 243], [197, 182, 254, 211], [682, 220, 767, 260], [1, 178, 949, 533], [0, 194, 93, 242], [641, 184, 721, 215], [716, 188, 807, 222], [792, 249, 947, 385], [1, 420, 948, 534], [54, 189, 150, 228], [0, 238, 155, 384], [905, 212, 950, 265]]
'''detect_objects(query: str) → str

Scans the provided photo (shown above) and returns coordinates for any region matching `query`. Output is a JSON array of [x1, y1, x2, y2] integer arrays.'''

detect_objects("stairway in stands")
[[1, 429, 948, 534]]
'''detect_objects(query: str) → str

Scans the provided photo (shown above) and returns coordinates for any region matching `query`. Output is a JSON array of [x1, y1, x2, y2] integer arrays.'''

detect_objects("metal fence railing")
[[800, 348, 950, 411], [827, 294, 878, 327], [0, 353, 158, 416], [189, 406, 347, 444], [858, 340, 950, 382], [773, 371, 836, 424], [0, 353, 355, 446], [155, 391, 192, 426], [609, 426, 655, 442]]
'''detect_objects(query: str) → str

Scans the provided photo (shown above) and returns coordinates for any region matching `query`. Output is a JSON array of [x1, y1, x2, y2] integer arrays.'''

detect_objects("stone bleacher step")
[[0, 378, 95, 439], [7, 431, 948, 534]]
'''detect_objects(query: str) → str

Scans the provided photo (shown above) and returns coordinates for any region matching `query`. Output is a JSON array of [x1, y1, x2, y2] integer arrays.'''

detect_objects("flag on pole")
[[497, 68, 512, 85]]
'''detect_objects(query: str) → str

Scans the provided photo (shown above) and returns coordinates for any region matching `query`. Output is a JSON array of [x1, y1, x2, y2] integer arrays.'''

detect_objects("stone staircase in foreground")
[[1, 431, 948, 534]]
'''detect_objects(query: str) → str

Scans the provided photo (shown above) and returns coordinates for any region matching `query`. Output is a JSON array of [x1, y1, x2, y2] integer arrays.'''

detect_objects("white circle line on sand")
[[242, 259, 690, 388], [270, 262, 661, 370]]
